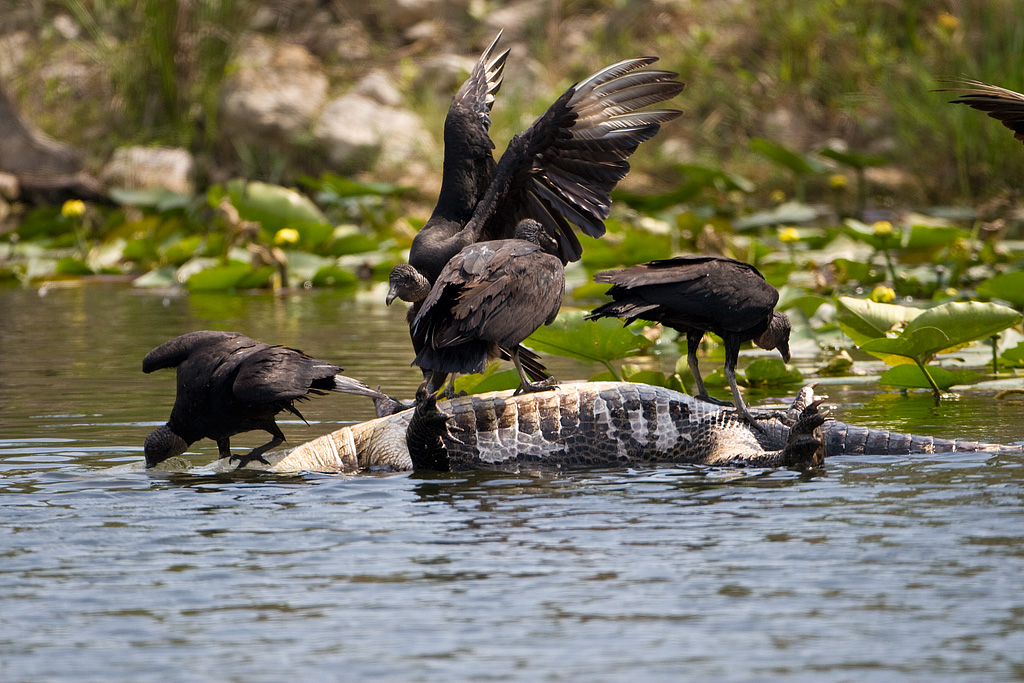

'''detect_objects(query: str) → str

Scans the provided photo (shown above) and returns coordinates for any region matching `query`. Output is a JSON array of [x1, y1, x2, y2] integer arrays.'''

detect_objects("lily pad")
[[186, 261, 253, 291], [526, 309, 652, 364], [835, 296, 923, 345], [999, 341, 1024, 368], [226, 179, 329, 234], [734, 201, 817, 230], [744, 358, 803, 386], [879, 364, 977, 391], [860, 301, 1022, 363], [977, 270, 1024, 309], [311, 265, 359, 289]]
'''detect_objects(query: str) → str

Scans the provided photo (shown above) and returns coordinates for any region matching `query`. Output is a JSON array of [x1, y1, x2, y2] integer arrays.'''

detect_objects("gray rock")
[[101, 146, 195, 195], [314, 93, 431, 170], [352, 70, 403, 108], [219, 40, 328, 146]]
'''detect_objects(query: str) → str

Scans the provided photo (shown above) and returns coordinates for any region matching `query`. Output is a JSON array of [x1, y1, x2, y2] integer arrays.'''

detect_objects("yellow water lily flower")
[[872, 220, 893, 237], [61, 199, 86, 218], [870, 286, 895, 303], [778, 227, 800, 243], [274, 228, 300, 246]]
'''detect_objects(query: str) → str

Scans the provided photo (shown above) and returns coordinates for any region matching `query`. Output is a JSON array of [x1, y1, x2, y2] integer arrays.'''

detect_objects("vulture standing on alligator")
[[410, 218, 565, 395], [588, 255, 791, 427], [386, 31, 684, 378]]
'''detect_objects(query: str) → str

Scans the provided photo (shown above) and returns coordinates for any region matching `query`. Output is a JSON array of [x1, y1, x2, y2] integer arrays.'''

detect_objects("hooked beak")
[[385, 285, 398, 306]]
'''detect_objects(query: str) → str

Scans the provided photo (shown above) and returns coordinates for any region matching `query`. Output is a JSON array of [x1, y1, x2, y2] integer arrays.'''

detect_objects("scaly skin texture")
[[265, 382, 1020, 474]]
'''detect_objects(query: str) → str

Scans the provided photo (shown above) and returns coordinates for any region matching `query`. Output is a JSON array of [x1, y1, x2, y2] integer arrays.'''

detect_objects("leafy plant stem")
[[602, 360, 622, 381], [914, 357, 943, 400]]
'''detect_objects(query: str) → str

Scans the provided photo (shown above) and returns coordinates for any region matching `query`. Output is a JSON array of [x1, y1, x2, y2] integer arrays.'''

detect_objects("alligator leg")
[[406, 390, 453, 470], [777, 399, 827, 469]]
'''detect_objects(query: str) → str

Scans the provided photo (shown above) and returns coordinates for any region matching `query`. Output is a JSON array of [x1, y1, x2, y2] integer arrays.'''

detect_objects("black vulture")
[[411, 219, 565, 395], [142, 330, 385, 468], [941, 79, 1024, 143], [587, 256, 791, 426], [387, 32, 683, 297]]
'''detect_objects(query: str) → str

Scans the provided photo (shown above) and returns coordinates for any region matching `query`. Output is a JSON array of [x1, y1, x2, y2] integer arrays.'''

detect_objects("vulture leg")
[[722, 341, 768, 432], [512, 347, 557, 395], [216, 438, 233, 461], [230, 426, 285, 468], [687, 331, 731, 407]]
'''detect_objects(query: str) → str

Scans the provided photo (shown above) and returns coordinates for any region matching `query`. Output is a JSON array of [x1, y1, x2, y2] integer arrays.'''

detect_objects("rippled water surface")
[[2, 284, 1023, 682]]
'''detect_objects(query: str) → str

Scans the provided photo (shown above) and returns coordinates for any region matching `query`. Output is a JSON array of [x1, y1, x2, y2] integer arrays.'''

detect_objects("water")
[[2, 284, 1023, 682]]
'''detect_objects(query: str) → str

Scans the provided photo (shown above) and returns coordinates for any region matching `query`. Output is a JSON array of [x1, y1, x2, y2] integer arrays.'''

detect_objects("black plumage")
[[587, 256, 791, 426], [411, 219, 565, 395], [942, 79, 1024, 143], [142, 331, 384, 468], [389, 33, 683, 298]]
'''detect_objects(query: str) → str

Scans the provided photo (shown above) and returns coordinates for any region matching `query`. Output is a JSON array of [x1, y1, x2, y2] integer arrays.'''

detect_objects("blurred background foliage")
[[3, 0, 1024, 396]]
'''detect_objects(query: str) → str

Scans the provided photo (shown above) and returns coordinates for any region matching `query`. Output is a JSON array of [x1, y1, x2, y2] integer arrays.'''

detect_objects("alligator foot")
[[780, 399, 827, 469], [407, 390, 454, 471]]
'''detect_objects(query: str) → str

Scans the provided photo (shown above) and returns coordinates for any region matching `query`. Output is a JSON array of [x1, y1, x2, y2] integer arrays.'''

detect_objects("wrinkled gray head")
[[387, 263, 432, 305], [144, 425, 189, 468], [755, 311, 791, 362], [514, 219, 558, 254]]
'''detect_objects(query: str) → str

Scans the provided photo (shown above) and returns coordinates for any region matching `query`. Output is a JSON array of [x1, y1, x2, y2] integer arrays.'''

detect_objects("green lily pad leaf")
[[901, 224, 969, 252], [861, 301, 1022, 362], [843, 218, 894, 250], [123, 237, 160, 263], [185, 261, 252, 291], [836, 296, 923, 344], [162, 235, 203, 265], [777, 290, 828, 318], [227, 179, 329, 233], [526, 309, 652, 363], [1000, 341, 1024, 367], [756, 261, 796, 289], [55, 257, 93, 275], [132, 266, 178, 288], [453, 364, 519, 394], [744, 358, 803, 386], [734, 201, 817, 230], [285, 251, 333, 283], [311, 265, 359, 288], [701, 366, 747, 388], [977, 270, 1024, 309], [879, 364, 977, 390], [305, 172, 408, 198], [750, 138, 826, 175], [571, 280, 611, 300], [618, 366, 670, 387], [235, 265, 275, 290], [326, 225, 377, 256]]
